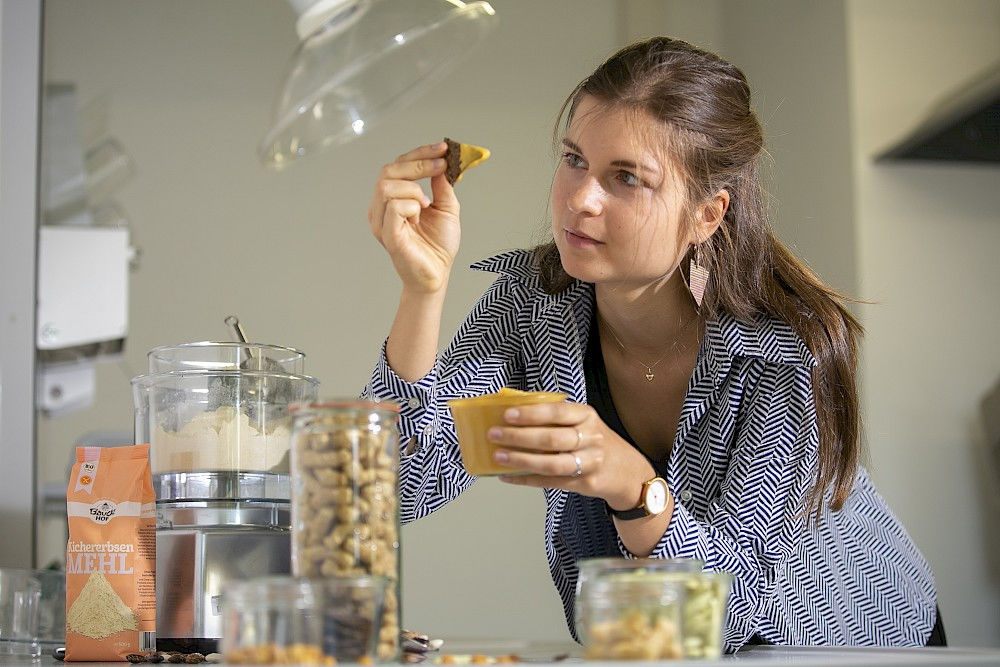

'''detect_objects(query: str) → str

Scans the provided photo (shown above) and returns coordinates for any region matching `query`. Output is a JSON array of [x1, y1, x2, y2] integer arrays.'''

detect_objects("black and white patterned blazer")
[[364, 249, 937, 650]]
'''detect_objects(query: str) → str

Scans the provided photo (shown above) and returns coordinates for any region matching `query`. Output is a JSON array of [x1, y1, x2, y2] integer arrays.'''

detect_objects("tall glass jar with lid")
[[289, 400, 401, 661]]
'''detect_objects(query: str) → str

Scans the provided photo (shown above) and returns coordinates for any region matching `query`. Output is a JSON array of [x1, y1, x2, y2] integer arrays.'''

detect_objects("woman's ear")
[[695, 189, 729, 241]]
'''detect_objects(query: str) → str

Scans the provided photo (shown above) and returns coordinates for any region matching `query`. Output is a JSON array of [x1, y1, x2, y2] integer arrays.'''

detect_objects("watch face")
[[644, 479, 669, 515]]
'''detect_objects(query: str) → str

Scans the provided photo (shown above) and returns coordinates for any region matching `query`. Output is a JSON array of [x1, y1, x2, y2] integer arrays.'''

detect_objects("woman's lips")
[[564, 228, 602, 248]]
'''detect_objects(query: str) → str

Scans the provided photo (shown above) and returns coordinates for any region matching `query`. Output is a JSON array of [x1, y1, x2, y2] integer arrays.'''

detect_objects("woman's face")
[[551, 96, 692, 288]]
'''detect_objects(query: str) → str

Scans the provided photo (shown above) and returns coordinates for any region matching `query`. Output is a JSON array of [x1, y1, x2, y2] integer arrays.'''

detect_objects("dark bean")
[[148, 655, 166, 664], [126, 655, 147, 664], [184, 654, 205, 664]]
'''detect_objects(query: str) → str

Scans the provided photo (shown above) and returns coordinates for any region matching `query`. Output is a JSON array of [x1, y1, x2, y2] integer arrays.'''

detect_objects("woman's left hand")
[[489, 401, 656, 511]]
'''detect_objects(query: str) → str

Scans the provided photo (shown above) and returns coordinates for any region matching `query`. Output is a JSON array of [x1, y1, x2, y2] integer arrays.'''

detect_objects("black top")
[[583, 314, 669, 479]]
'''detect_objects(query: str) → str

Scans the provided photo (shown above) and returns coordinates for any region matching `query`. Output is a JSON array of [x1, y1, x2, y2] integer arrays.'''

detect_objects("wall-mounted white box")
[[36, 225, 130, 350]]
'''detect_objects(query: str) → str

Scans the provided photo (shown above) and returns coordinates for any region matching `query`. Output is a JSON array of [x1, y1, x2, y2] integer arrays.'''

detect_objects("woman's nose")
[[566, 177, 603, 216]]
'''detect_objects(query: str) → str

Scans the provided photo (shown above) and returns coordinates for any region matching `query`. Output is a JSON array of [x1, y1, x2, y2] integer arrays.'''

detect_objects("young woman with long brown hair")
[[364, 37, 941, 649]]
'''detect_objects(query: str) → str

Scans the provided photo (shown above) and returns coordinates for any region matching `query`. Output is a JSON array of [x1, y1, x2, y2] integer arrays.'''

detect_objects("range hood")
[[876, 63, 1000, 164]]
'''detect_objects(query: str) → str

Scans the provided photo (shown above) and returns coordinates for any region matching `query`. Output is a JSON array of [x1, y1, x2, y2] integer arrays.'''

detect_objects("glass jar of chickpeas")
[[289, 401, 401, 662], [575, 558, 732, 660], [577, 572, 685, 660]]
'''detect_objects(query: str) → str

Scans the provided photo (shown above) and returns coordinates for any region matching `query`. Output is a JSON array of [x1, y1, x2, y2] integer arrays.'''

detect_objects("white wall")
[[623, 0, 858, 298], [846, 0, 1000, 647], [717, 1, 857, 299]]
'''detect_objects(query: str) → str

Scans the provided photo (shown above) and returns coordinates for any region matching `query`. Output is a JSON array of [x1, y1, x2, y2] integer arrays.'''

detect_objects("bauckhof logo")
[[89, 500, 118, 524], [74, 460, 98, 494]]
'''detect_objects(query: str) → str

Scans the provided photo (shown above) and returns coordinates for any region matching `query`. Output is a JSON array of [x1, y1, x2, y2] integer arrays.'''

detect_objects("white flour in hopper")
[[151, 406, 290, 473]]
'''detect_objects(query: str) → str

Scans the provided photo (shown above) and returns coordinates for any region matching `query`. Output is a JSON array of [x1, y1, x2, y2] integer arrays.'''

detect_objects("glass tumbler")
[[0, 568, 42, 657], [221, 577, 324, 665], [290, 401, 401, 661]]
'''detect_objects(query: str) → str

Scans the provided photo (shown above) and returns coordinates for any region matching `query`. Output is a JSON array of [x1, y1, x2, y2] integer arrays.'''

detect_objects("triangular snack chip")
[[444, 137, 490, 184]]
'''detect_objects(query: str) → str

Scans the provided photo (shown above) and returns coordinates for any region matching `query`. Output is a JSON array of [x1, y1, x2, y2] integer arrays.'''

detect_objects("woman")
[[363, 37, 941, 650]]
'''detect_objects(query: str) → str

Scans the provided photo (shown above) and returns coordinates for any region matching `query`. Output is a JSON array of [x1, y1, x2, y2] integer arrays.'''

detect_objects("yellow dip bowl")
[[447, 388, 568, 476]]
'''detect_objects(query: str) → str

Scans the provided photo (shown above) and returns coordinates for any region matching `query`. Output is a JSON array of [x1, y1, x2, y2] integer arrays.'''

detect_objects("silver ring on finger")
[[572, 453, 583, 478]]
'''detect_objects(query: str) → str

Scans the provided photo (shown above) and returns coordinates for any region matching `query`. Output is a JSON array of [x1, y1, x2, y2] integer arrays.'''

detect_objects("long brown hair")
[[534, 36, 862, 518]]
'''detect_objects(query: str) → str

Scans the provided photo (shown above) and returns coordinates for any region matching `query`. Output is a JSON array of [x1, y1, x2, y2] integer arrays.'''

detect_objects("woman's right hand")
[[367, 142, 461, 295]]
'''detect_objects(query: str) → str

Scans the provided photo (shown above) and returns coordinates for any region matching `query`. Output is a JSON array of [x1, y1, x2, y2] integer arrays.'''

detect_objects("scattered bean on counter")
[[293, 408, 400, 660], [126, 653, 207, 665], [434, 655, 521, 664], [401, 629, 445, 663]]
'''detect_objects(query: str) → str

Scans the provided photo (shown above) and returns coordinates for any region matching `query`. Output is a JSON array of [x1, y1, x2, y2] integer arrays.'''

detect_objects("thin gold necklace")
[[598, 312, 695, 382]]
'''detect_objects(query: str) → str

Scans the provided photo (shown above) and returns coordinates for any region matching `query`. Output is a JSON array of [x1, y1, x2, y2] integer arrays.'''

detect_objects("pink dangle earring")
[[689, 243, 709, 308]]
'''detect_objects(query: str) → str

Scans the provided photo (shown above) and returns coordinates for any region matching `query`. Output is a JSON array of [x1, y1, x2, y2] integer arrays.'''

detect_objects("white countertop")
[[729, 645, 1000, 664], [440, 638, 1000, 665], [5, 642, 999, 666]]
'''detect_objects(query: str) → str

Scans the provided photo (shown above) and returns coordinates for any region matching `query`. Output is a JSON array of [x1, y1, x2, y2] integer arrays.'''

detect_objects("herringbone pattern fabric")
[[363, 250, 937, 651]]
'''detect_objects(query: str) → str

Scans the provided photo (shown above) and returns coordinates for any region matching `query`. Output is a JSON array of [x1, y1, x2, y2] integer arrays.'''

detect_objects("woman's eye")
[[617, 170, 639, 187], [561, 152, 585, 169]]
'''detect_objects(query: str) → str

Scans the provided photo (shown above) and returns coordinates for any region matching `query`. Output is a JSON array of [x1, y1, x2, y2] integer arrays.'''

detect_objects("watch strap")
[[605, 501, 651, 520]]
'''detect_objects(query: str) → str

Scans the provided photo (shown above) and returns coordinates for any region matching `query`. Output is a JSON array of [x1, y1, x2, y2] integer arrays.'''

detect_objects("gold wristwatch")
[[606, 477, 669, 520]]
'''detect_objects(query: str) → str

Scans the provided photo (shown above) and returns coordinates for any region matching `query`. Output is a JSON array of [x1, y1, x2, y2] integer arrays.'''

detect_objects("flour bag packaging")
[[65, 445, 156, 661]]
